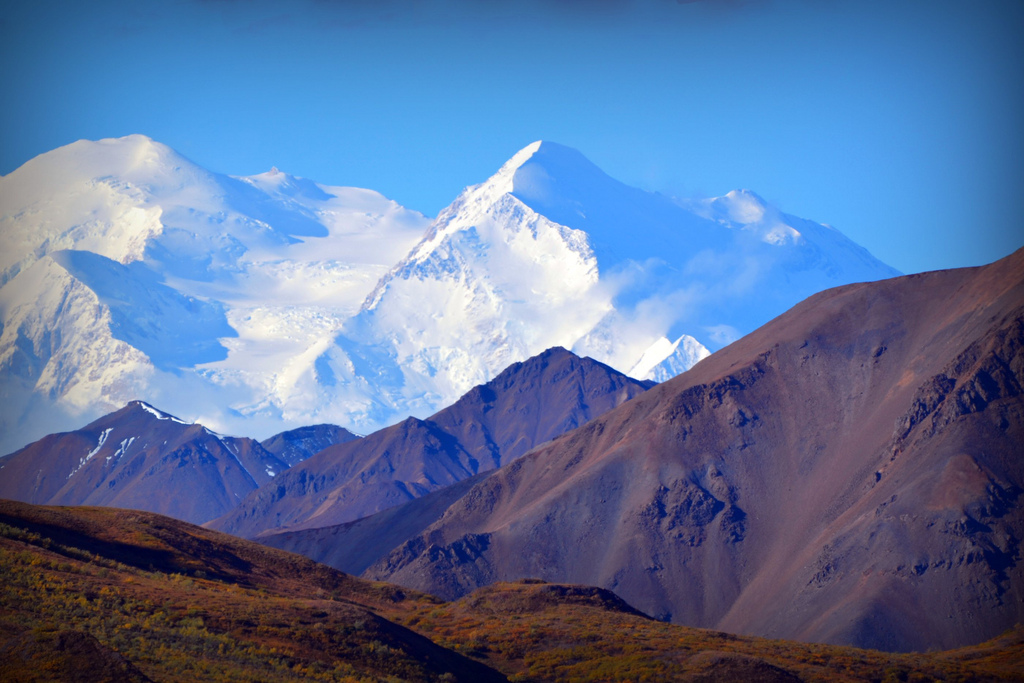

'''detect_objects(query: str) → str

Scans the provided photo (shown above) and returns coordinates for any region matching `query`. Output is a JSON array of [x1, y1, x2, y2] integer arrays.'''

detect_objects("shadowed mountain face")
[[365, 249, 1024, 653], [258, 471, 497, 576], [0, 629, 154, 683], [0, 402, 288, 525], [259, 424, 361, 467], [209, 347, 652, 538]]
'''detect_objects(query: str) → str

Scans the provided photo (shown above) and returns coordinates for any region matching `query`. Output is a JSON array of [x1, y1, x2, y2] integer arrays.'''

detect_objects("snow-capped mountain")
[[322, 141, 900, 418], [0, 136, 898, 454], [0, 135, 428, 454]]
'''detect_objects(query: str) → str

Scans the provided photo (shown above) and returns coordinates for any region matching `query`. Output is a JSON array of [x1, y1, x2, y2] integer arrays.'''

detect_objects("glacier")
[[0, 135, 899, 454]]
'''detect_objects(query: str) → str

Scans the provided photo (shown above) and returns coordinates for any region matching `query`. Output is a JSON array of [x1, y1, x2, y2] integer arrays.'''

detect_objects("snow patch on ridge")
[[107, 436, 136, 463], [69, 427, 113, 478], [137, 402, 191, 424]]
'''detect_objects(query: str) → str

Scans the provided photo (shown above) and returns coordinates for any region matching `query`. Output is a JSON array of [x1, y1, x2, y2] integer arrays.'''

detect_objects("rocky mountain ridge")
[[209, 347, 652, 537]]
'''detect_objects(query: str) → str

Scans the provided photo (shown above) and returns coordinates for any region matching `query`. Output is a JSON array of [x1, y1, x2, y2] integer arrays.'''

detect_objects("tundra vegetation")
[[1, 502, 1021, 682]]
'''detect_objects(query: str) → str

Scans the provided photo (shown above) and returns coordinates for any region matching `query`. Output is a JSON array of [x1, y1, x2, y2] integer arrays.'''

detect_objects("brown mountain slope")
[[209, 347, 651, 538], [366, 248, 1024, 653], [0, 401, 288, 524]]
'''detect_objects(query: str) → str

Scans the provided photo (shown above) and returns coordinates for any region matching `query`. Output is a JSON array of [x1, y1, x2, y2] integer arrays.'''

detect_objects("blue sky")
[[2, 0, 1022, 274]]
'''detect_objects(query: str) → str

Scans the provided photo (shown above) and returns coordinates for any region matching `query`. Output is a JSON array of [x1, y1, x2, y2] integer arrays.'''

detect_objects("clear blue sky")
[[2, 0, 1022, 274]]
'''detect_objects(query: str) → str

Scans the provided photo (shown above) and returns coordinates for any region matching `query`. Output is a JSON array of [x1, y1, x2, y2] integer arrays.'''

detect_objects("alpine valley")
[[0, 135, 898, 455]]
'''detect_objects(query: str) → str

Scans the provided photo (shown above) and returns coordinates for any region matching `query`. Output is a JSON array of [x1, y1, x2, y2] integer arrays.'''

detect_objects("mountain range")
[[0, 347, 649, 529], [4, 133, 1019, 660], [209, 346, 651, 536], [0, 135, 898, 454], [1, 248, 1020, 656], [251, 249, 1024, 654]]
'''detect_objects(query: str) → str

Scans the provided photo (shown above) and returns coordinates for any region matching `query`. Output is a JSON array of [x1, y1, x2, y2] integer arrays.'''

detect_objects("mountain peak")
[[209, 346, 652, 536], [509, 141, 609, 198], [75, 134, 182, 171], [503, 140, 591, 169], [464, 140, 545, 198], [475, 141, 600, 199], [240, 167, 334, 201], [1, 134, 195, 205], [503, 140, 545, 169], [0, 400, 290, 524], [125, 400, 191, 425], [713, 189, 771, 224]]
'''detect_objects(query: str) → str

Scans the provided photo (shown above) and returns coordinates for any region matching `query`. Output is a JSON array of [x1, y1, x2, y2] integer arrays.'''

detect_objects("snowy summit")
[[0, 136, 899, 453]]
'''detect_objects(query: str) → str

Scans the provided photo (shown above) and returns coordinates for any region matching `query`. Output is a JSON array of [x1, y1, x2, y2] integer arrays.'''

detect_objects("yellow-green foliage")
[[0, 524, 454, 683]]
